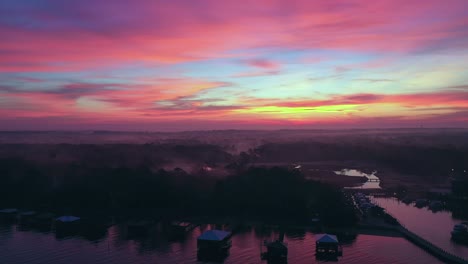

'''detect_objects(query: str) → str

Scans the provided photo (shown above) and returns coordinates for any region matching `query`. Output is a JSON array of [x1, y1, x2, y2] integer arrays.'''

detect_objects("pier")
[[366, 178, 380, 182], [358, 195, 468, 264], [397, 225, 468, 264], [353, 193, 468, 264]]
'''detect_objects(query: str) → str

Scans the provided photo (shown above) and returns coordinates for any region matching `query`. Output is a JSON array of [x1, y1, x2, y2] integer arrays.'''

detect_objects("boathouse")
[[56, 215, 80, 223], [0, 208, 18, 221], [32, 212, 54, 226], [127, 219, 152, 236], [315, 233, 342, 256], [262, 240, 288, 262], [197, 230, 232, 251], [55, 215, 81, 236], [18, 211, 36, 224]]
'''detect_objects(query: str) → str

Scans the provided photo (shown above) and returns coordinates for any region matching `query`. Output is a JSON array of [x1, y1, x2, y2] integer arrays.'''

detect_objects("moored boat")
[[451, 222, 468, 244]]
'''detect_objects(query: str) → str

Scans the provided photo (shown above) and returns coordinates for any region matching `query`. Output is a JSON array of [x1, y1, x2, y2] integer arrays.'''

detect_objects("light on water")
[[0, 222, 444, 264], [335, 169, 381, 189]]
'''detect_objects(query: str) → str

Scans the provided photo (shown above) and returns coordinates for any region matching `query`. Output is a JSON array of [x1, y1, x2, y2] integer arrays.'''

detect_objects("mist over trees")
[[1, 130, 467, 227], [0, 157, 357, 227]]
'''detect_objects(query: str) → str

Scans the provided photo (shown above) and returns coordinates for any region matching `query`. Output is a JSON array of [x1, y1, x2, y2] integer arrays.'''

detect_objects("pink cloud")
[[1, 1, 467, 129], [245, 59, 280, 70], [231, 70, 280, 78], [0, 0, 467, 72]]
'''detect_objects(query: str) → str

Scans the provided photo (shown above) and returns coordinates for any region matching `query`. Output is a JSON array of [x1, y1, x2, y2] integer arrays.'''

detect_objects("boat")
[[451, 222, 468, 244], [415, 199, 428, 208], [428, 201, 443, 211], [401, 197, 413, 204], [169, 221, 197, 236]]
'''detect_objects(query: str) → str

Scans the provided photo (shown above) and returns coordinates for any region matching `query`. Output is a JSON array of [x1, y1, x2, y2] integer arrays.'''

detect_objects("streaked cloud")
[[1, 0, 468, 129]]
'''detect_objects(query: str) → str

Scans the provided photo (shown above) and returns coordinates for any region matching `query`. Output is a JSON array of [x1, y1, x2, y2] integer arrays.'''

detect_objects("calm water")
[[373, 197, 468, 260], [0, 221, 442, 264]]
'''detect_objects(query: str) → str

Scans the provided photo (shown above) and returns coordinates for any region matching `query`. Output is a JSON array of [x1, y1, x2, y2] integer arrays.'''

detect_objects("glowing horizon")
[[1, 0, 468, 130]]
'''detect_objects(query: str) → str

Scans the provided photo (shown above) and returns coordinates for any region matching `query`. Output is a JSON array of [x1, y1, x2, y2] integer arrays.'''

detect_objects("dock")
[[367, 178, 380, 182], [397, 225, 468, 264], [354, 194, 468, 264]]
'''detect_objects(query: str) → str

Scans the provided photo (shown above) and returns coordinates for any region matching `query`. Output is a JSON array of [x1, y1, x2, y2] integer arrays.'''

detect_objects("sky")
[[1, 0, 468, 131]]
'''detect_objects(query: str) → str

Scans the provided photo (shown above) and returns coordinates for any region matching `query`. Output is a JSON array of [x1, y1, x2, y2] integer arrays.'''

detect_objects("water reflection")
[[0, 220, 444, 264], [335, 169, 381, 189]]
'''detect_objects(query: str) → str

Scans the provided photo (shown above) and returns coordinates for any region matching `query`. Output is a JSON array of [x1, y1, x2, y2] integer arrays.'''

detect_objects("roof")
[[315, 234, 339, 243], [198, 230, 231, 241], [171, 221, 191, 227], [0, 208, 18, 213], [56, 215, 80, 222], [266, 240, 287, 250], [36, 213, 54, 219], [429, 188, 451, 194], [20, 211, 36, 216]]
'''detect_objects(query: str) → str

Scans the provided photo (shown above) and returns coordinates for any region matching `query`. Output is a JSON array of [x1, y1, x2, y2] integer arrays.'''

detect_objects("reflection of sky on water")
[[336, 169, 381, 189], [0, 222, 442, 263]]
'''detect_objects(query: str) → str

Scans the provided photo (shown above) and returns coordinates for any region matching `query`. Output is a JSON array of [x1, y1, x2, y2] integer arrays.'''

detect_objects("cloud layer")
[[1, 0, 468, 130]]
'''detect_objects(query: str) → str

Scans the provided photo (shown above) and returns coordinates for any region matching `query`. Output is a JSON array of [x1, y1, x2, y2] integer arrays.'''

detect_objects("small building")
[[197, 230, 232, 252], [55, 215, 81, 236], [315, 234, 342, 257], [0, 208, 18, 214], [55, 215, 80, 228], [31, 212, 54, 227], [262, 240, 288, 263], [127, 219, 152, 236], [0, 208, 18, 221], [18, 211, 37, 224], [19, 211, 36, 216], [56, 215, 80, 223]]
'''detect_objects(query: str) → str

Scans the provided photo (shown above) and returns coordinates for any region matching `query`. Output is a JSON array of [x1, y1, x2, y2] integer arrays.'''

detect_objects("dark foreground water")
[[0, 221, 442, 264]]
